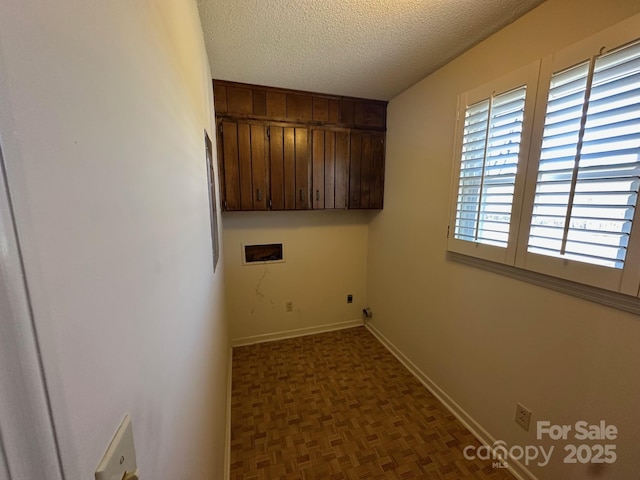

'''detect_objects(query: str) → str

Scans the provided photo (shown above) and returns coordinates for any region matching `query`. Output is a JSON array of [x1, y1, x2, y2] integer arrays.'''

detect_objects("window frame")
[[514, 14, 640, 296], [447, 61, 541, 265], [448, 12, 640, 298]]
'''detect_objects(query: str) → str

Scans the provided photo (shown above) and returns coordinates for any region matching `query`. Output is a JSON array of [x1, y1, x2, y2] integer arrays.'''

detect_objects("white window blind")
[[454, 87, 527, 247], [527, 40, 640, 269]]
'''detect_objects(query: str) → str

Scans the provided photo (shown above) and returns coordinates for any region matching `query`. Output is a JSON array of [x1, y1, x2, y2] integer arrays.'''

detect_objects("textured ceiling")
[[197, 0, 546, 100]]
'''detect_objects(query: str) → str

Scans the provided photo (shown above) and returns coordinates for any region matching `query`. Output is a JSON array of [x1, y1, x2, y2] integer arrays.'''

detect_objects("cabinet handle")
[[257, 189, 262, 201], [300, 189, 304, 201], [316, 190, 320, 201]]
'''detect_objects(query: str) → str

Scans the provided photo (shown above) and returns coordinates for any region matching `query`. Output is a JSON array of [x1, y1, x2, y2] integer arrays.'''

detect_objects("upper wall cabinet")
[[311, 128, 350, 210], [349, 131, 385, 209], [214, 80, 387, 211], [214, 81, 386, 131], [218, 120, 269, 211], [269, 125, 310, 210]]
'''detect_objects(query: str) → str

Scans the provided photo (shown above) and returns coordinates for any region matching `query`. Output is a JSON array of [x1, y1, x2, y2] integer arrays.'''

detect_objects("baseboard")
[[231, 319, 363, 347], [364, 322, 538, 480], [223, 343, 232, 480]]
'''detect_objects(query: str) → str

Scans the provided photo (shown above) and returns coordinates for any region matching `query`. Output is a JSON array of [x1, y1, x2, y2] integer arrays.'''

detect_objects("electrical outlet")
[[285, 301, 293, 312], [347, 294, 353, 303], [515, 403, 531, 431]]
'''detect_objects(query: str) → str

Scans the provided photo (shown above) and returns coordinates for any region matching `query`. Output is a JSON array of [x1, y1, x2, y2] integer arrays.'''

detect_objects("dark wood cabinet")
[[214, 80, 386, 211], [349, 131, 385, 209], [312, 129, 350, 209], [269, 126, 310, 210], [219, 120, 268, 211], [214, 80, 386, 131]]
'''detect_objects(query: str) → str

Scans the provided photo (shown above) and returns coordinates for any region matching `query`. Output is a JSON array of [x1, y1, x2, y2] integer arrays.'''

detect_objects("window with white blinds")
[[455, 87, 526, 247], [527, 40, 640, 270], [448, 13, 640, 297]]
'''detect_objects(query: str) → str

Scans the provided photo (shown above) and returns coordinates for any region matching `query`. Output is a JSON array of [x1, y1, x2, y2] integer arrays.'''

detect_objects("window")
[[448, 63, 540, 265], [448, 13, 640, 297], [454, 86, 526, 248]]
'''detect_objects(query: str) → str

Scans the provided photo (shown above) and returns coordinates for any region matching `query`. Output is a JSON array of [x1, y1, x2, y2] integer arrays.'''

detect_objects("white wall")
[[223, 211, 371, 342], [367, 1, 640, 479], [0, 1, 228, 479]]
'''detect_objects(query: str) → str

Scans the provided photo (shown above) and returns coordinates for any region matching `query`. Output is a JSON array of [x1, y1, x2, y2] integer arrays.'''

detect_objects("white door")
[[0, 142, 64, 479]]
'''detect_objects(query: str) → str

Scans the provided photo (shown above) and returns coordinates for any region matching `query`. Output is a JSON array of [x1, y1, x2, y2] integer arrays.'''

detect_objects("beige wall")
[[367, 1, 640, 479], [223, 211, 371, 341], [0, 1, 228, 479]]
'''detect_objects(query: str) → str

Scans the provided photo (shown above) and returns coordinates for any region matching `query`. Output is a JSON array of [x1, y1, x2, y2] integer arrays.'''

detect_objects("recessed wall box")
[[242, 243, 285, 265]]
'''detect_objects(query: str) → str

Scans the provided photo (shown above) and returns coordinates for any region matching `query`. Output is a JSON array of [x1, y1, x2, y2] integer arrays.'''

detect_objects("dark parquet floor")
[[230, 327, 515, 480]]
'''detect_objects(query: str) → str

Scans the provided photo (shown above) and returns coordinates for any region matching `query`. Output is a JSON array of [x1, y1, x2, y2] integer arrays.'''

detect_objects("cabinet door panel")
[[341, 100, 355, 125], [220, 122, 273, 211], [221, 121, 240, 210], [269, 126, 285, 210], [312, 129, 325, 209], [251, 124, 268, 210], [283, 128, 296, 209], [214, 84, 227, 113], [324, 132, 335, 209], [227, 87, 253, 114], [355, 102, 386, 129], [360, 133, 372, 208], [312, 129, 350, 210], [370, 133, 385, 209], [334, 131, 349, 209], [295, 128, 310, 209], [329, 99, 340, 124], [253, 90, 267, 116], [349, 131, 362, 208], [287, 94, 312, 122], [312, 98, 329, 123], [237, 123, 253, 210], [266, 92, 287, 118], [348, 131, 385, 209]]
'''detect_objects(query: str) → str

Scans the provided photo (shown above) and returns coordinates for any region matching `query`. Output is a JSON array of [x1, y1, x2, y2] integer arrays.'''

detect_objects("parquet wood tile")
[[231, 327, 515, 480]]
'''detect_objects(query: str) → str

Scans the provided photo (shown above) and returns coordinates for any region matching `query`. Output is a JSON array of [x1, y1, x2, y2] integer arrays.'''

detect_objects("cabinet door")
[[270, 126, 310, 210], [312, 129, 326, 209], [250, 124, 269, 210], [369, 132, 385, 209], [349, 131, 385, 209], [220, 120, 241, 210], [294, 127, 310, 210], [311, 129, 349, 209], [334, 131, 350, 209], [219, 121, 268, 211], [349, 131, 363, 208]]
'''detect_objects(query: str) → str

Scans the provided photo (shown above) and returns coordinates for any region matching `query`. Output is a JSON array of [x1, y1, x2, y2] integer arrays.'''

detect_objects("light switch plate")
[[95, 414, 137, 480]]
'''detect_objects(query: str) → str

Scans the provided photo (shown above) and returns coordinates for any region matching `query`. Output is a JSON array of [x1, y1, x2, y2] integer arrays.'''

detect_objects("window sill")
[[448, 251, 640, 316]]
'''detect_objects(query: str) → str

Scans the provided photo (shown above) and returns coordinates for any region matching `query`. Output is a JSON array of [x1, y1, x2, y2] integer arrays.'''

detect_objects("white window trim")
[[448, 12, 640, 301], [449, 251, 640, 316], [514, 13, 640, 296], [447, 61, 540, 265]]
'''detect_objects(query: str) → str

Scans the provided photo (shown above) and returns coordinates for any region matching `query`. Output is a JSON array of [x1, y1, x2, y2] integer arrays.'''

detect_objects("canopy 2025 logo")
[[463, 420, 618, 469]]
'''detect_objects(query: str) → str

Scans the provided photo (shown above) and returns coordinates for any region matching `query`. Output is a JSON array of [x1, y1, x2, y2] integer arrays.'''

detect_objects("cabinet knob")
[[300, 189, 304, 201], [316, 190, 320, 201], [257, 189, 262, 201]]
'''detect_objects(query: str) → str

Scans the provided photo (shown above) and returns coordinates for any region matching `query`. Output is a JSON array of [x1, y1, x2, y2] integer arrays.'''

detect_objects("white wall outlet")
[[515, 403, 532, 431], [95, 414, 138, 480], [285, 301, 293, 312]]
